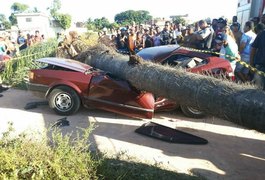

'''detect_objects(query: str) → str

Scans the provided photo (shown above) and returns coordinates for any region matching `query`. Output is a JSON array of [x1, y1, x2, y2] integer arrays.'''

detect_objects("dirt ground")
[[1, 88, 265, 180]]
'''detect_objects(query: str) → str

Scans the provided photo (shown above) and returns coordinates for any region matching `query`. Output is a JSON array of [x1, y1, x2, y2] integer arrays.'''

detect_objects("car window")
[[162, 54, 206, 69]]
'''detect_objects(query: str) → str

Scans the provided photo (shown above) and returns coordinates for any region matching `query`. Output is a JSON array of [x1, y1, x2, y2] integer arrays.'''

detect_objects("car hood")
[[36, 57, 91, 73]]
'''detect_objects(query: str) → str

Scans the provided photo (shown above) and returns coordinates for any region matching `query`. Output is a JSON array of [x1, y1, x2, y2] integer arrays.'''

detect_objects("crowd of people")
[[0, 29, 45, 95], [0, 30, 45, 60], [98, 14, 265, 89]]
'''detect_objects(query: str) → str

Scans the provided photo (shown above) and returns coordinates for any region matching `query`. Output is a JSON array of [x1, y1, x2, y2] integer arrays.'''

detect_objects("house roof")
[[15, 12, 49, 18]]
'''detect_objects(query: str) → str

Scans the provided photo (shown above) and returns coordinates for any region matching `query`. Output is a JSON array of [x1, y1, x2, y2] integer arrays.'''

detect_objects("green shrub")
[[0, 122, 204, 179], [0, 39, 57, 87], [0, 122, 99, 179]]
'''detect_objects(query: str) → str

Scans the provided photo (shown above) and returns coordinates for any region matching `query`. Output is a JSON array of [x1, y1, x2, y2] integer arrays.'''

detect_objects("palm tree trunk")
[[76, 44, 265, 133]]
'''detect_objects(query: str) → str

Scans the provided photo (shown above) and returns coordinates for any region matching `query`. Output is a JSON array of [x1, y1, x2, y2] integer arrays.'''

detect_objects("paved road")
[[1, 89, 265, 179]]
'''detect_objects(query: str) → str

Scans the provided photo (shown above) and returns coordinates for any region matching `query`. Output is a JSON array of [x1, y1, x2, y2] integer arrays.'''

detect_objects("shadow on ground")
[[1, 89, 265, 180]]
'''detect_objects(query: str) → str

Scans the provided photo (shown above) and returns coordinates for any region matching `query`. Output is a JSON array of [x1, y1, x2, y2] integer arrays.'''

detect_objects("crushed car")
[[137, 45, 234, 118], [28, 57, 156, 119]]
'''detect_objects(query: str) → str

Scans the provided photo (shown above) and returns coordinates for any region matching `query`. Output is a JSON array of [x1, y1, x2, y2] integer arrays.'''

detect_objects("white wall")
[[16, 13, 54, 38]]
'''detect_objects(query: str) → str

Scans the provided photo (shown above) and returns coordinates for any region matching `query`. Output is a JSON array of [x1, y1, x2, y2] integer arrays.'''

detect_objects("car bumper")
[[27, 82, 49, 98]]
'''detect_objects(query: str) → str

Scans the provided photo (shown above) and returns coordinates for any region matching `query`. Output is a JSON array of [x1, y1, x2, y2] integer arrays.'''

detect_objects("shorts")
[[235, 62, 249, 74], [253, 65, 265, 90], [235, 54, 250, 74]]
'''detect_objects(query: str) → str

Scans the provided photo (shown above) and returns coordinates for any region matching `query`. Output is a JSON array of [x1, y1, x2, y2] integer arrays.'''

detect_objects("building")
[[237, 0, 265, 27], [15, 12, 58, 38], [15, 12, 87, 38]]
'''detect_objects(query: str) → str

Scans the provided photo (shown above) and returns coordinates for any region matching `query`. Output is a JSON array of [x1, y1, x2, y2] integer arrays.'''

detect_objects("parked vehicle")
[[137, 45, 234, 118], [28, 57, 155, 119]]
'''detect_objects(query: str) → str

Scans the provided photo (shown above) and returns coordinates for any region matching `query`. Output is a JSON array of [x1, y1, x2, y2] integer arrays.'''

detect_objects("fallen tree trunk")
[[76, 44, 265, 133]]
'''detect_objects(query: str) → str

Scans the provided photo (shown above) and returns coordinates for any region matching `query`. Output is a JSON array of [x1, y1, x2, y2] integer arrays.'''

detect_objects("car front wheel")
[[48, 86, 80, 115], [180, 105, 206, 119]]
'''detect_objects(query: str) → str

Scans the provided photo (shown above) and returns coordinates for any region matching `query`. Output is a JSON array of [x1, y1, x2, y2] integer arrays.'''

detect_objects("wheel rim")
[[186, 106, 203, 115], [54, 93, 72, 112]]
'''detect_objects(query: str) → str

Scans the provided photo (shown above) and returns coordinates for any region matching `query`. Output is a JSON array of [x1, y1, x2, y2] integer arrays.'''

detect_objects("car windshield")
[[137, 45, 180, 61]]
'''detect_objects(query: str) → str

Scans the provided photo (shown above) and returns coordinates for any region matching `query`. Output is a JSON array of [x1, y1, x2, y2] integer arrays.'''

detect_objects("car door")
[[85, 72, 155, 119]]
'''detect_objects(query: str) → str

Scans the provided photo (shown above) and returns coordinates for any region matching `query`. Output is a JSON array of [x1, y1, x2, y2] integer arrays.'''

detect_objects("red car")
[[137, 45, 234, 77], [137, 45, 234, 118], [28, 57, 155, 119]]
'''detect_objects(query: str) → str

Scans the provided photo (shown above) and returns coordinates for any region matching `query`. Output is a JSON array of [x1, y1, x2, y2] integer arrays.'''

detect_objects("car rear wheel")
[[180, 105, 206, 119], [48, 86, 80, 115]]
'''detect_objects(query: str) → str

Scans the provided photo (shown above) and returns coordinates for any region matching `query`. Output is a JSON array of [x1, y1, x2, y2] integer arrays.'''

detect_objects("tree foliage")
[[56, 14, 72, 30], [0, 14, 11, 29], [49, 0, 72, 30], [9, 14, 17, 25], [86, 18, 96, 31], [50, 0, 61, 17], [86, 17, 111, 31], [172, 16, 186, 25], [114, 10, 152, 25], [8, 2, 29, 25], [93, 17, 110, 30], [10, 2, 29, 13]]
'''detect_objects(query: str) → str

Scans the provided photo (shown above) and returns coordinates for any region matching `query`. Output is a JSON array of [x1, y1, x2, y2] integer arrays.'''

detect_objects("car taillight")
[[29, 71, 34, 80], [228, 72, 235, 81]]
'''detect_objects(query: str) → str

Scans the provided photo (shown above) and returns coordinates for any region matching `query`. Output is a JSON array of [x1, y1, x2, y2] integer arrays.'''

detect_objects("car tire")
[[180, 105, 206, 119], [48, 86, 80, 116]]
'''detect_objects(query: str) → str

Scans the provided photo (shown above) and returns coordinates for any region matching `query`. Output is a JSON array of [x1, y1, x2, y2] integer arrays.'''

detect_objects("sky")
[[0, 0, 239, 23]]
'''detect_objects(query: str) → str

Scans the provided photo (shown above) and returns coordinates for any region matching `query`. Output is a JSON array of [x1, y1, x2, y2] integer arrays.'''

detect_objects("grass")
[[0, 122, 204, 180], [97, 155, 204, 180]]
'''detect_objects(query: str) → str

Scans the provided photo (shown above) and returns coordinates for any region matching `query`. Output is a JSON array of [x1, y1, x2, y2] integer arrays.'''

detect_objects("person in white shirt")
[[235, 21, 256, 82]]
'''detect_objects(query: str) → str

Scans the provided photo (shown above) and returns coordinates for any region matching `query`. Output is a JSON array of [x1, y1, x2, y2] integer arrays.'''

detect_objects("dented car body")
[[28, 58, 154, 119], [136, 45, 235, 118]]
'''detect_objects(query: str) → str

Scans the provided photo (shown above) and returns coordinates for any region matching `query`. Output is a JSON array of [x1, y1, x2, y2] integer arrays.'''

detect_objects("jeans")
[[253, 65, 265, 90]]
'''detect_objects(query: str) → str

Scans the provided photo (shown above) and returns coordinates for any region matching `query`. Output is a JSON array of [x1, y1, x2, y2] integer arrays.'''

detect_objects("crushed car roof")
[[137, 45, 180, 61], [36, 57, 91, 73]]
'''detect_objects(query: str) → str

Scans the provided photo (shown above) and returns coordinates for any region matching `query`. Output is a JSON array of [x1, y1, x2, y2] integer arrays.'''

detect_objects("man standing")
[[235, 21, 256, 82], [160, 23, 173, 45], [250, 30, 265, 90], [195, 20, 214, 50]]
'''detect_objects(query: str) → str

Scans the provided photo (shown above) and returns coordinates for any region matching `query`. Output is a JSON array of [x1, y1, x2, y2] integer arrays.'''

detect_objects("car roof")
[[137, 45, 180, 61], [36, 57, 92, 73]]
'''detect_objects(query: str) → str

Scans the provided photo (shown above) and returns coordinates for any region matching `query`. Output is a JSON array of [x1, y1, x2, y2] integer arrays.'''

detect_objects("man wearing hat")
[[214, 32, 239, 71]]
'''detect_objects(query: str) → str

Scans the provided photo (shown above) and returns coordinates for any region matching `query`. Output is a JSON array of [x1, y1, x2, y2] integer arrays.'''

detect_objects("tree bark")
[[76, 44, 265, 133]]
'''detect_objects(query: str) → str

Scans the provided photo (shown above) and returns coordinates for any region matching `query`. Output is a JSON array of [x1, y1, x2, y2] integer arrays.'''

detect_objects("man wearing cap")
[[214, 33, 239, 71], [116, 27, 128, 53]]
